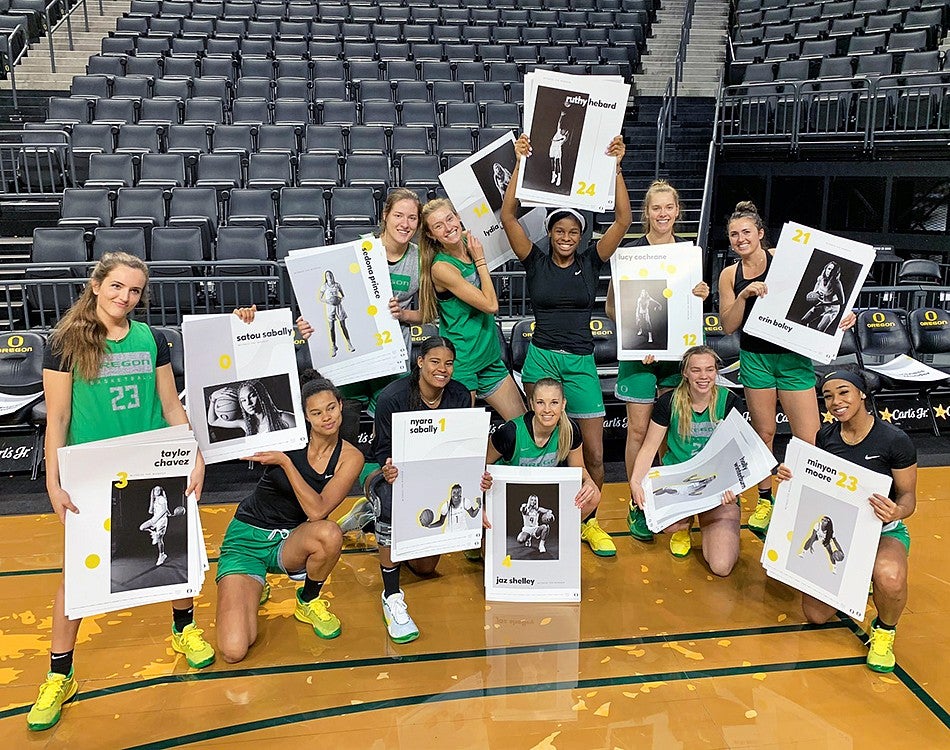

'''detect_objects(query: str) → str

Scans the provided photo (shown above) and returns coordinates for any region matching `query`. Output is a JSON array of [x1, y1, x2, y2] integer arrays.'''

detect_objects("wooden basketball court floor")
[[1, 470, 947, 748]]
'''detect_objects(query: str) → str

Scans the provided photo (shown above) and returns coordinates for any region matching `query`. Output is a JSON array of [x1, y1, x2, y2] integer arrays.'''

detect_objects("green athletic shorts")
[[739, 349, 816, 391], [521, 343, 605, 419], [881, 520, 910, 554], [453, 355, 509, 399], [340, 373, 407, 417], [614, 359, 682, 404], [216, 517, 306, 584]]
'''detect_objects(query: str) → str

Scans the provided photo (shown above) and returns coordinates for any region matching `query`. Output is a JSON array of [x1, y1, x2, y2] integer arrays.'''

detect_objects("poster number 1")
[[438, 418, 446, 432], [114, 472, 129, 489], [792, 229, 812, 245], [835, 472, 858, 492], [575, 182, 596, 196], [682, 333, 697, 346]]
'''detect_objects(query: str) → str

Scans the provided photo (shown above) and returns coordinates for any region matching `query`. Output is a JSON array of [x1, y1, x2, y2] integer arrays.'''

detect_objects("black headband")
[[820, 369, 868, 394]]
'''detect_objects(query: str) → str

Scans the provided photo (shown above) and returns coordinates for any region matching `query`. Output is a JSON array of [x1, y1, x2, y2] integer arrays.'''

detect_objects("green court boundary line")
[[0, 620, 849, 721], [836, 614, 950, 729], [122, 656, 868, 750]]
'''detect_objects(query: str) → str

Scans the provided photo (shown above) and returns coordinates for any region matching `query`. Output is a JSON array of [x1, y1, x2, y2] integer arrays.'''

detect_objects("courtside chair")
[[167, 186, 220, 258], [58, 188, 113, 234], [213, 226, 274, 307], [278, 186, 327, 228], [92, 226, 148, 260], [227, 187, 278, 231]]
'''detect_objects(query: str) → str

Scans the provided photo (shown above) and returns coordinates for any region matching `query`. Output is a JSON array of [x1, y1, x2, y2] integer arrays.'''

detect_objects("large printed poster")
[[743, 223, 874, 364], [285, 237, 407, 386], [611, 242, 704, 361], [517, 71, 629, 212], [61, 426, 209, 619], [485, 465, 582, 602], [643, 410, 776, 532], [183, 308, 307, 463], [390, 408, 490, 562], [762, 438, 890, 620], [439, 132, 548, 270]]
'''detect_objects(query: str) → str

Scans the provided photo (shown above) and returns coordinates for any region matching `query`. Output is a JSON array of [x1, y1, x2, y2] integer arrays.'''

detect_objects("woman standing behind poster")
[[499, 132, 629, 558], [28, 252, 213, 732], [417, 198, 525, 421], [776, 370, 917, 673], [606, 181, 710, 543], [717, 201, 854, 535]]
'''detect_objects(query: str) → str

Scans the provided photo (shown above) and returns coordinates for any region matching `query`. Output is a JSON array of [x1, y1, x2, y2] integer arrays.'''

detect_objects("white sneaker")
[[381, 590, 419, 644], [156, 553, 167, 566], [539, 540, 546, 554]]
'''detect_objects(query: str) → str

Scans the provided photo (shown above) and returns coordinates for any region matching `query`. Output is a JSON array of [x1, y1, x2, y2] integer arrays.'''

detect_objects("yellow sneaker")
[[748, 497, 773, 535], [294, 590, 342, 639], [27, 670, 78, 731], [867, 622, 896, 673], [581, 518, 617, 557], [171, 623, 215, 669], [669, 530, 692, 558]]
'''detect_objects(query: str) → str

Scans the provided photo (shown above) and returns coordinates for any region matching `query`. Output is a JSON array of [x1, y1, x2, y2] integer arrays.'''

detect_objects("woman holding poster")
[[717, 202, 854, 535], [28, 252, 213, 732], [417, 199, 525, 421], [628, 346, 743, 571], [606, 181, 711, 543], [500, 132, 629, 558], [777, 370, 917, 673], [216, 356, 364, 663]]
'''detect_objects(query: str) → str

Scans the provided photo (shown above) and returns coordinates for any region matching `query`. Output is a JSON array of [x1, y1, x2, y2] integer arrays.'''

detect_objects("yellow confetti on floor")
[[706, 575, 714, 581], [377, 672, 389, 680], [639, 626, 649, 631], [307, 676, 313, 684], [718, 640, 731, 647], [745, 710, 758, 719], [642, 579, 650, 584], [686, 684, 696, 691], [742, 660, 752, 667], [0, 667, 22, 685], [600, 656, 610, 664], [684, 589, 693, 594], [878, 676, 900, 684], [640, 564, 649, 573], [351, 700, 364, 705], [528, 730, 561, 750], [540, 617, 552, 626], [323, 591, 335, 599], [594, 701, 611, 717], [572, 699, 587, 711], [777, 613, 788, 622], [451, 675, 458, 680], [655, 599, 664, 604], [627, 648, 645, 657], [622, 692, 639, 699], [586, 691, 597, 698], [752, 673, 767, 681], [664, 642, 704, 661]]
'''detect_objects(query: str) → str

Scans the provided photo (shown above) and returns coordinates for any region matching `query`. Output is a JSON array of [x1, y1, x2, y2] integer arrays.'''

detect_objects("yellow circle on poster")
[[663, 288, 673, 299], [104, 518, 111, 532], [766, 550, 778, 562], [667, 265, 676, 274], [367, 305, 378, 316], [349, 262, 360, 274], [361, 241, 373, 252], [85, 554, 100, 569], [620, 275, 629, 280], [787, 531, 794, 541], [638, 268, 648, 278]]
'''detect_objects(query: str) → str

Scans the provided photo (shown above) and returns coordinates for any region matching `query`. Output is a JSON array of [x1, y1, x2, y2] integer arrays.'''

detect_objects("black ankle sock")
[[299, 577, 325, 603], [381, 564, 401, 598], [582, 511, 596, 524], [173, 606, 194, 633], [874, 617, 896, 631], [50, 650, 73, 677], [758, 487, 773, 502]]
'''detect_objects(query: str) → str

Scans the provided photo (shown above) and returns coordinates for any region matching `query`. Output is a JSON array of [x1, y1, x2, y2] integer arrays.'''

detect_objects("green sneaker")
[[259, 581, 271, 607], [748, 497, 773, 535], [627, 504, 654, 542], [27, 669, 78, 731], [171, 623, 216, 669], [867, 622, 896, 673], [294, 590, 342, 639]]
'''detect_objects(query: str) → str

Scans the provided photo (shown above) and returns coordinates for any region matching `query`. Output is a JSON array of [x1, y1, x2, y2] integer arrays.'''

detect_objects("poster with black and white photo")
[[762, 438, 890, 620], [643, 410, 776, 532], [516, 71, 629, 212], [485, 465, 581, 602], [183, 308, 307, 463], [611, 243, 704, 361], [439, 132, 548, 270], [60, 427, 208, 619], [285, 237, 407, 386], [390, 408, 491, 562], [863, 353, 950, 382], [744, 223, 874, 364]]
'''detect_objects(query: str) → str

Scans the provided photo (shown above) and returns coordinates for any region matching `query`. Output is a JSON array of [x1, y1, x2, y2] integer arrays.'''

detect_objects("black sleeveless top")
[[235, 439, 343, 530], [733, 251, 785, 354]]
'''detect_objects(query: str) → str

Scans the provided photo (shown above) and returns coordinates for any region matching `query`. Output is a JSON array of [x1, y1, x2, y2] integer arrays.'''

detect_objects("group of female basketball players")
[[27, 134, 917, 731]]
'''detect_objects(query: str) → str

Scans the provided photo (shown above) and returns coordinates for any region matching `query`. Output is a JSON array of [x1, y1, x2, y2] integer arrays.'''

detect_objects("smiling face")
[[305, 389, 343, 436], [424, 205, 463, 247], [531, 383, 566, 430], [822, 379, 866, 424], [727, 217, 764, 258], [382, 198, 420, 248], [683, 352, 718, 398], [92, 265, 147, 324], [418, 345, 454, 391], [646, 189, 680, 239], [548, 217, 582, 262]]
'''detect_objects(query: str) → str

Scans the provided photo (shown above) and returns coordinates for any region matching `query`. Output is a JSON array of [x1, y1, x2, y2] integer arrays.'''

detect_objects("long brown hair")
[[49, 252, 150, 382], [670, 345, 723, 441], [641, 179, 681, 236], [532, 377, 574, 463], [418, 197, 457, 324]]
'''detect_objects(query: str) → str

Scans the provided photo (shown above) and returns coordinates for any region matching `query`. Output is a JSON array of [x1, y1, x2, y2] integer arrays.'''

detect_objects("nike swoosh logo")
[[574, 269, 582, 275], [864, 455, 880, 460]]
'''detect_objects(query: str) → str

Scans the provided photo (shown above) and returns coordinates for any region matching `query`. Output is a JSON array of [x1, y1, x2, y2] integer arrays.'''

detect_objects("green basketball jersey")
[[661, 388, 733, 467], [67, 320, 168, 445], [433, 251, 501, 370], [501, 414, 562, 467]]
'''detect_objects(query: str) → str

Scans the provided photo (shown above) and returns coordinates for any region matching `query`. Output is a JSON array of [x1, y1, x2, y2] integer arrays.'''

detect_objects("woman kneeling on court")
[[217, 312, 363, 663], [776, 370, 917, 673], [628, 346, 743, 574]]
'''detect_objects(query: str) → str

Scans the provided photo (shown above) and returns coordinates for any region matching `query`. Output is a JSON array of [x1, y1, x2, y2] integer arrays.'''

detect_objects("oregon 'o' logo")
[[410, 325, 422, 337], [871, 312, 886, 324], [705, 315, 719, 327], [924, 310, 938, 322], [7, 335, 23, 348], [590, 319, 603, 331]]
